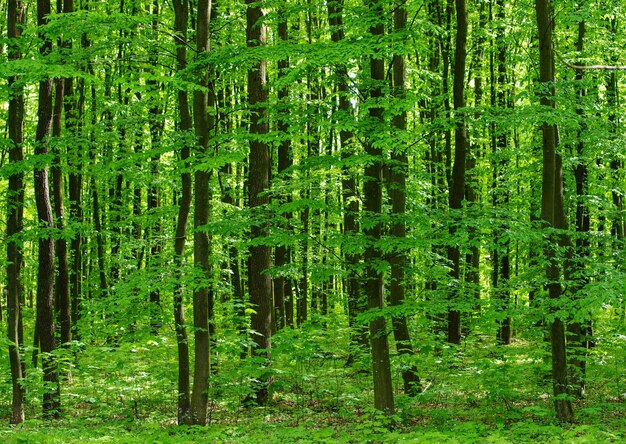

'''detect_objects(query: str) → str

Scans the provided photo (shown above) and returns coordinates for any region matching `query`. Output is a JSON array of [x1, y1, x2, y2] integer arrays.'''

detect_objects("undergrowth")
[[1, 315, 625, 443]]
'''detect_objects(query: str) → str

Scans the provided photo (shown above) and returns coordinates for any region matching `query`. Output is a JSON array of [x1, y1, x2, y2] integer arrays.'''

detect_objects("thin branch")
[[556, 49, 626, 71]]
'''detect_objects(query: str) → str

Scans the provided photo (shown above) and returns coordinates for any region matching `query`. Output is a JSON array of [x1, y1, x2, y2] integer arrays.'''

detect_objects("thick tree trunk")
[[35, 0, 60, 417], [190, 0, 213, 426], [446, 0, 468, 345], [364, 0, 394, 415], [246, 0, 273, 405], [6, 0, 26, 424], [172, 0, 192, 424], [535, 0, 574, 422]]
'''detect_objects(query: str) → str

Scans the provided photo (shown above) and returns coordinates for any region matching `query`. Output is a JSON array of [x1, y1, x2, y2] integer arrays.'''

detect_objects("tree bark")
[[446, 0, 468, 345], [190, 0, 213, 426], [364, 0, 394, 415], [246, 0, 273, 405], [389, 1, 421, 395], [535, 0, 574, 422], [35, 0, 61, 417], [6, 0, 26, 424], [492, 0, 511, 345], [52, 75, 72, 351], [172, 0, 192, 424], [274, 10, 291, 330]]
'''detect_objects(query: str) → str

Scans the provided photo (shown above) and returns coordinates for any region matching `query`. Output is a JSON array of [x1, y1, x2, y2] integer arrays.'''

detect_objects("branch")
[[556, 49, 626, 71]]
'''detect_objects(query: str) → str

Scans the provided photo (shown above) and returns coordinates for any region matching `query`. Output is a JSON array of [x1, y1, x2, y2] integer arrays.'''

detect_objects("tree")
[[246, 0, 273, 406], [172, 0, 192, 424], [190, 0, 213, 426], [535, 0, 574, 422], [363, 0, 394, 415], [34, 0, 61, 417], [447, 0, 468, 345], [388, 0, 421, 395], [6, 0, 27, 425]]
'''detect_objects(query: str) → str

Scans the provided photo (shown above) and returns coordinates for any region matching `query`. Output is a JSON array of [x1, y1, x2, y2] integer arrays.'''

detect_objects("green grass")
[[1, 316, 625, 443]]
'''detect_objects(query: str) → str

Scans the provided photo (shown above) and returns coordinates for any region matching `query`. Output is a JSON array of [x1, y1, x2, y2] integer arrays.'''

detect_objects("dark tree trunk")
[[274, 10, 291, 330], [146, 1, 164, 334], [190, 0, 213, 426], [364, 0, 394, 415], [567, 17, 591, 400], [66, 36, 83, 340], [246, 0, 273, 405], [6, 0, 26, 424], [52, 77, 72, 350], [35, 0, 60, 417], [389, 2, 421, 395], [535, 0, 574, 422], [446, 0, 468, 345], [172, 0, 192, 425]]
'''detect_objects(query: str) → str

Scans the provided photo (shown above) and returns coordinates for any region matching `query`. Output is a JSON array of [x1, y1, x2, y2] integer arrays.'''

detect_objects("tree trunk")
[[364, 0, 394, 415], [274, 10, 291, 331], [189, 0, 213, 426], [52, 76, 72, 351], [492, 0, 511, 345], [389, 1, 421, 395], [246, 0, 273, 405], [446, 0, 468, 345], [567, 16, 591, 400], [535, 0, 574, 422], [172, 0, 192, 424], [35, 0, 60, 417], [6, 0, 26, 424]]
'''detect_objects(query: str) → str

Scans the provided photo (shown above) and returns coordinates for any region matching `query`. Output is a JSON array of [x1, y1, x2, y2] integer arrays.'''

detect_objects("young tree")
[[172, 0, 192, 424], [447, 0, 468, 345], [6, 0, 26, 425]]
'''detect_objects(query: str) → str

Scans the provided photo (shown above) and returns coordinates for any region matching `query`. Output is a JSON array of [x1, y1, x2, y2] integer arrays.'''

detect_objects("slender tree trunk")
[[274, 10, 291, 331], [389, 1, 421, 395], [190, 0, 213, 426], [172, 0, 192, 424], [35, 0, 60, 417], [446, 0, 468, 345], [364, 0, 394, 415], [493, 0, 511, 345], [6, 0, 26, 424], [246, 0, 273, 405], [535, 0, 574, 422], [567, 17, 591, 400], [52, 75, 72, 351], [147, 0, 164, 334]]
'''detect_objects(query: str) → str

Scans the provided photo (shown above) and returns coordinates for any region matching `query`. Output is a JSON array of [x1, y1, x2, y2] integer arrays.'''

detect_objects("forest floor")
[[1, 324, 625, 443]]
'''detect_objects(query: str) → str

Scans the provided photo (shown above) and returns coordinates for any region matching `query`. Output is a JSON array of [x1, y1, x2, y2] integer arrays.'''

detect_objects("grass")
[[1, 318, 625, 443]]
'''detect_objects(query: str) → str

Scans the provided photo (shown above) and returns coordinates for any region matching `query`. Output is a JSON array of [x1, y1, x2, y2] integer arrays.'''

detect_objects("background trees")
[[1, 0, 626, 430]]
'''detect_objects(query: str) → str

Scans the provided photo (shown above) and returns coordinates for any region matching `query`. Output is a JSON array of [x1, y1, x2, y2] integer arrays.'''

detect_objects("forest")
[[1, 0, 626, 442]]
